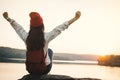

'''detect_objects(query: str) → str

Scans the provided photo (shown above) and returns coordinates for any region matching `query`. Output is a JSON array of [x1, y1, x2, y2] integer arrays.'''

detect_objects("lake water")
[[0, 61, 120, 80]]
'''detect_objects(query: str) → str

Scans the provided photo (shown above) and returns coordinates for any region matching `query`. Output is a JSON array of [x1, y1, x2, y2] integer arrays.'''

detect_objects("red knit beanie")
[[29, 12, 43, 27]]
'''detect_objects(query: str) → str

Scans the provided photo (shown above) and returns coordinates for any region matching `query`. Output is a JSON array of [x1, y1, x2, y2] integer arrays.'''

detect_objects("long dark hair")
[[26, 24, 45, 51]]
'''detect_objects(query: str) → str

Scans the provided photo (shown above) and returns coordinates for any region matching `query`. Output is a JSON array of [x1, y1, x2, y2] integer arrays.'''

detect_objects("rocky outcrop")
[[18, 74, 101, 80]]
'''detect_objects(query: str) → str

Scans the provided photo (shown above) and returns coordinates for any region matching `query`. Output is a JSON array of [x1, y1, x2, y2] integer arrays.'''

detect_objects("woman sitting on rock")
[[3, 11, 81, 75]]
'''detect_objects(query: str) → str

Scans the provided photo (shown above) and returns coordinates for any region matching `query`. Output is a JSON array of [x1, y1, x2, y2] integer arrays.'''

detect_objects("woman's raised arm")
[[3, 12, 28, 42]]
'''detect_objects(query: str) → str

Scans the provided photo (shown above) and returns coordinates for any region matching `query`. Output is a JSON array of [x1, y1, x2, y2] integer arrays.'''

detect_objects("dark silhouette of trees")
[[98, 55, 120, 67]]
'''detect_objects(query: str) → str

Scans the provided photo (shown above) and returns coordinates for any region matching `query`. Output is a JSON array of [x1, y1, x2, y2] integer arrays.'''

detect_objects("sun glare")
[[97, 51, 114, 56]]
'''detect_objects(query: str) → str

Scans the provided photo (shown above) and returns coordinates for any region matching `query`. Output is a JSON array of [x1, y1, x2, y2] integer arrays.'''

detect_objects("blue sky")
[[0, 0, 120, 55]]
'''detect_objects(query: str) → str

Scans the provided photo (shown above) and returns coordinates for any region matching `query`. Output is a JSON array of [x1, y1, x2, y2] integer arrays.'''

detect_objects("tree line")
[[98, 55, 120, 67]]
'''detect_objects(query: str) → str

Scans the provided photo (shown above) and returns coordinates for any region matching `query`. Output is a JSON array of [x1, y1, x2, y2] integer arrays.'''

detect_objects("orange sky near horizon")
[[0, 0, 120, 55]]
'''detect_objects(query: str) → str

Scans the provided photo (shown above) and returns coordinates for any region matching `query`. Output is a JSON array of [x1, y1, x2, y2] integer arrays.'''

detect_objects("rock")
[[18, 74, 101, 80]]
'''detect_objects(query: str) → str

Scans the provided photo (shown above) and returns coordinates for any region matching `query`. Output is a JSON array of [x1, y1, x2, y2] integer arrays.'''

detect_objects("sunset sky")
[[0, 0, 120, 55]]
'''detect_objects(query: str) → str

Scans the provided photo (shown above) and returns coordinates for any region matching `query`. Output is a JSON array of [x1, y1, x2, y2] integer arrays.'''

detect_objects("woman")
[[3, 11, 81, 75]]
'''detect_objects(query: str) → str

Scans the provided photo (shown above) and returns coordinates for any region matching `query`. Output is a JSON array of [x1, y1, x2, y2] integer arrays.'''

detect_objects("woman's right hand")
[[3, 12, 12, 23], [3, 12, 9, 19]]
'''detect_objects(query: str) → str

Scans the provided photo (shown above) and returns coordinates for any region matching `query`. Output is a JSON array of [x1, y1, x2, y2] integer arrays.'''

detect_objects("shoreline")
[[0, 58, 98, 65]]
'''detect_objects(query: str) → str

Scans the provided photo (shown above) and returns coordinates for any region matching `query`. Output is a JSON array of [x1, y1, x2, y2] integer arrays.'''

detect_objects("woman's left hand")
[[75, 11, 81, 19]]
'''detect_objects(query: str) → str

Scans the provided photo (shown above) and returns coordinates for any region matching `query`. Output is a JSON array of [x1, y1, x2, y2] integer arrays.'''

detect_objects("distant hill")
[[0, 46, 99, 61], [53, 53, 99, 61], [0, 47, 26, 58]]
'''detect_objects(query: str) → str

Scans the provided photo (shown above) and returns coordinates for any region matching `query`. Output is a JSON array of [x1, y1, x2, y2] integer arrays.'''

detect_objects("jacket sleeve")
[[46, 21, 69, 42], [10, 19, 28, 43]]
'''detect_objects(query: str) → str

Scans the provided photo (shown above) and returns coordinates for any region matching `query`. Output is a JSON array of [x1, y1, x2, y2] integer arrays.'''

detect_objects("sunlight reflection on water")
[[0, 62, 120, 80]]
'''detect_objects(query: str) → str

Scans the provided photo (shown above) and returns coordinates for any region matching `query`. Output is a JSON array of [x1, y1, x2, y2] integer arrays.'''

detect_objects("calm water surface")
[[0, 62, 120, 80]]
